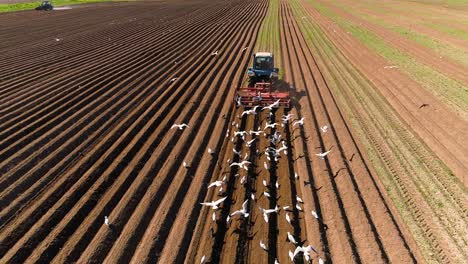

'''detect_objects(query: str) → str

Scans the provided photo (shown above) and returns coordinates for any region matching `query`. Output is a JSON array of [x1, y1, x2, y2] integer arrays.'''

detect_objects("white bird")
[[316, 150, 331, 159], [211, 50, 219, 56], [293, 117, 305, 127], [241, 109, 256, 117], [208, 180, 225, 188], [321, 125, 328, 133], [283, 205, 290, 210], [218, 186, 223, 193], [262, 212, 269, 223], [240, 175, 246, 185], [208, 148, 215, 154], [264, 161, 269, 170], [302, 244, 318, 254], [212, 211, 216, 222], [200, 196, 227, 209], [234, 130, 248, 140], [262, 179, 268, 187], [251, 193, 255, 201], [293, 246, 303, 257], [288, 250, 295, 261], [286, 213, 291, 224], [241, 46, 248, 52], [275, 181, 279, 189], [226, 215, 231, 223], [260, 240, 267, 250], [287, 231, 298, 244], [262, 205, 279, 214], [183, 161, 189, 168], [304, 251, 311, 262], [233, 148, 242, 156], [296, 204, 302, 211], [295, 172, 299, 180], [263, 191, 271, 198], [249, 130, 263, 136], [274, 258, 279, 264], [319, 257, 324, 264], [171, 123, 189, 130], [201, 255, 206, 264], [311, 210, 319, 219], [264, 122, 279, 130], [236, 96, 242, 106], [54, 38, 61, 41], [296, 195, 304, 203], [246, 138, 256, 147], [229, 160, 251, 171], [104, 216, 110, 226], [282, 113, 294, 122], [262, 99, 281, 110], [169, 77, 178, 83], [231, 200, 249, 218]]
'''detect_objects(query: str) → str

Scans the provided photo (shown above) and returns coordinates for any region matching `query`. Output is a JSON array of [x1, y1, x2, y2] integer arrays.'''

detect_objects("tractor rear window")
[[255, 57, 273, 70]]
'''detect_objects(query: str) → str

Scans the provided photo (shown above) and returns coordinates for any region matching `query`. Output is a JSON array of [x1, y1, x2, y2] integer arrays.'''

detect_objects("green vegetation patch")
[[0, 0, 122, 13], [423, 22, 468, 40], [309, 0, 468, 119], [256, 0, 282, 79], [326, 2, 468, 67]]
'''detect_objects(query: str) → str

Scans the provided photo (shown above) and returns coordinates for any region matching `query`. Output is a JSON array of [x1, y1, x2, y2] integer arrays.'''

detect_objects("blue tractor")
[[235, 51, 289, 108], [247, 52, 279, 87]]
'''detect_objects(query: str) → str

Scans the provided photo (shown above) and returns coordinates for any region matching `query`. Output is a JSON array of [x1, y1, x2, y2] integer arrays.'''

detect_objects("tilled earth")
[[0, 0, 423, 263]]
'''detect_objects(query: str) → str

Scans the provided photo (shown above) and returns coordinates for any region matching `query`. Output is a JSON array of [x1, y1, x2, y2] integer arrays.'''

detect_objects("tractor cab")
[[235, 51, 289, 108], [35, 1, 54, 11], [247, 52, 279, 86]]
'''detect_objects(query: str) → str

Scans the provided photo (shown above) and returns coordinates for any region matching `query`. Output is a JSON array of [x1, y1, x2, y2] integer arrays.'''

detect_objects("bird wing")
[[293, 246, 303, 256], [171, 124, 179, 129], [213, 196, 227, 205], [263, 212, 269, 223], [230, 210, 243, 216], [242, 200, 249, 211]]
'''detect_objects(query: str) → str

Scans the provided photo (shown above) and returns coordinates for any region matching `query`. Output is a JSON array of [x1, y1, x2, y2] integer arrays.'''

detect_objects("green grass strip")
[[308, 0, 468, 118], [256, 0, 282, 79], [326, 1, 468, 67], [0, 0, 123, 13]]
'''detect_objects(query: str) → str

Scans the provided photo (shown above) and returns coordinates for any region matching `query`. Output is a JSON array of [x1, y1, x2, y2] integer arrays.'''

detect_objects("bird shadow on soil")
[[273, 79, 306, 109]]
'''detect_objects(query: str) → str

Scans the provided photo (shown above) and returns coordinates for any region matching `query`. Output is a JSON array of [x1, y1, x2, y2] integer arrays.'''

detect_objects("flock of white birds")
[[102, 98, 331, 263]]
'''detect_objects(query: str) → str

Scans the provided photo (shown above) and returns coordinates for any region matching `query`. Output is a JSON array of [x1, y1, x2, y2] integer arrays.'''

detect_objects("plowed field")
[[0, 0, 465, 263]]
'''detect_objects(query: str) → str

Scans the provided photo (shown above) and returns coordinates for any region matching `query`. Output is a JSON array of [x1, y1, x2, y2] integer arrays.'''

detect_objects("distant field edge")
[[0, 0, 130, 13]]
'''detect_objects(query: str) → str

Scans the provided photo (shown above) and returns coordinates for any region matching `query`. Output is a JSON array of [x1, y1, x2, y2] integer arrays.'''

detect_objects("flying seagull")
[[200, 196, 227, 210], [287, 231, 298, 244], [208, 180, 225, 189], [171, 123, 189, 130], [260, 240, 267, 251], [231, 200, 249, 218], [293, 117, 304, 127], [316, 150, 331, 159]]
